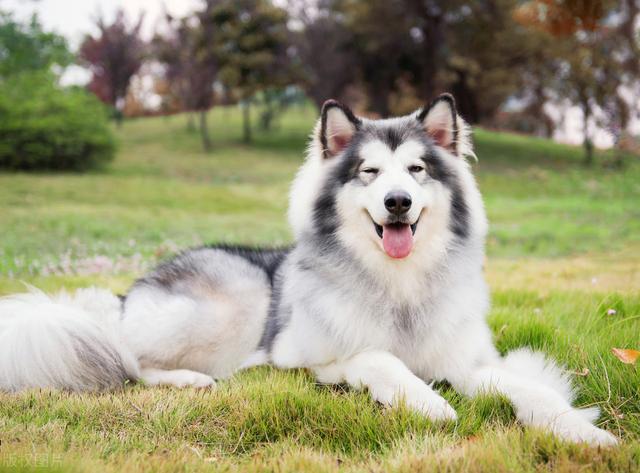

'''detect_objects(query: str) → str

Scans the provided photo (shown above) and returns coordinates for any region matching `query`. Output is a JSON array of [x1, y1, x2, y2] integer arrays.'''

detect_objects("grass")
[[0, 105, 639, 472]]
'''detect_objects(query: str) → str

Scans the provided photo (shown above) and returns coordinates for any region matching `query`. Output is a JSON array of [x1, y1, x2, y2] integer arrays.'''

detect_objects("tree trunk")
[[260, 97, 274, 131], [367, 82, 391, 117], [580, 93, 593, 166], [187, 113, 196, 132], [542, 115, 554, 139], [451, 69, 479, 123], [114, 109, 124, 128], [242, 102, 252, 143], [199, 109, 212, 152], [114, 99, 124, 128], [583, 138, 594, 166]]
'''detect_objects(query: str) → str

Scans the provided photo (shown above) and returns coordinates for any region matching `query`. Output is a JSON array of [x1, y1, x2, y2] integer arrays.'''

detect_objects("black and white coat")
[[0, 95, 617, 446]]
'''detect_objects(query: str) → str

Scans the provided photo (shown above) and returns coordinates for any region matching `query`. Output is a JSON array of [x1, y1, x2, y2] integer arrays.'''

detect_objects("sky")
[[4, 0, 200, 47]]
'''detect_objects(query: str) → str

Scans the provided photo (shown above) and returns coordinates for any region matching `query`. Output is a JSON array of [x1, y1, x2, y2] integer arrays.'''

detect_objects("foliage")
[[152, 0, 295, 148], [0, 10, 72, 78], [0, 11, 115, 172], [289, 0, 639, 155], [0, 72, 116, 171], [153, 10, 218, 150], [147, 1, 639, 153], [507, 0, 640, 163], [292, 0, 537, 119], [290, 1, 358, 109], [153, 15, 217, 114], [203, 0, 294, 142], [208, 0, 292, 101], [79, 9, 145, 120]]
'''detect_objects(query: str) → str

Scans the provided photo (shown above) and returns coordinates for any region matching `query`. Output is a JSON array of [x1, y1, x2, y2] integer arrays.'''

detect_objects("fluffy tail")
[[0, 287, 140, 392]]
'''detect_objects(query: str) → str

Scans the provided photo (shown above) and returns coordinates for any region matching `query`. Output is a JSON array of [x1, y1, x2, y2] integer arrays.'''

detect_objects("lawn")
[[0, 106, 639, 472]]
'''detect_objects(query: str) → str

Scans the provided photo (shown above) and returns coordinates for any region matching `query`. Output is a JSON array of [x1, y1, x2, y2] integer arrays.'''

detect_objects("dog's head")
[[289, 94, 486, 268]]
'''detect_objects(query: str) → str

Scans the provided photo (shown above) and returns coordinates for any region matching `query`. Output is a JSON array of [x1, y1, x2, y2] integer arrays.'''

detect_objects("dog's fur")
[[0, 95, 617, 446]]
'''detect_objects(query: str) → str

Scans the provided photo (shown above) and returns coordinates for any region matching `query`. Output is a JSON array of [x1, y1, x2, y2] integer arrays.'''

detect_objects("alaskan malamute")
[[0, 94, 616, 446]]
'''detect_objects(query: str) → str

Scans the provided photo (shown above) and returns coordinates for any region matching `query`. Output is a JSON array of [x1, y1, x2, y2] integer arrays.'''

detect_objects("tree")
[[331, 0, 423, 117], [290, 0, 357, 110], [402, 0, 447, 106], [515, 0, 639, 164], [0, 10, 72, 78], [0, 11, 115, 171], [79, 10, 146, 125], [154, 12, 218, 150], [294, 0, 542, 120], [204, 0, 292, 142]]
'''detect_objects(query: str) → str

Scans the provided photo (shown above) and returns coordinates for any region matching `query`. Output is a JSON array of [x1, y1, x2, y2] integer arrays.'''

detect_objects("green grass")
[[0, 106, 639, 472]]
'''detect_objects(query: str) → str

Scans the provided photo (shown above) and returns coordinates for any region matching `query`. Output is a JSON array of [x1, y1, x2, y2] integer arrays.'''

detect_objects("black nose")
[[384, 191, 412, 215]]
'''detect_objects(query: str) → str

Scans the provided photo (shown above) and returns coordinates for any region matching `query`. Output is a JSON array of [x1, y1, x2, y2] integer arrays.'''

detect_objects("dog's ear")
[[417, 93, 459, 155], [320, 100, 360, 159]]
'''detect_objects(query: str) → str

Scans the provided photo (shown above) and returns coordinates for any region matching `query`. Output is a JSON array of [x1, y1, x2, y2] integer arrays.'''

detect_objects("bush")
[[0, 73, 116, 171]]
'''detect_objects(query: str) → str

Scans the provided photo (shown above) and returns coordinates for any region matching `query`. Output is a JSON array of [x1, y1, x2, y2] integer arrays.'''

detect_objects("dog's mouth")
[[372, 219, 418, 259]]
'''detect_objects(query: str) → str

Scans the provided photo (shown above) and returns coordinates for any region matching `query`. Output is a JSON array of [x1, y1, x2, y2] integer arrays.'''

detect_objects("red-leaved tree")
[[80, 9, 145, 124], [153, 11, 217, 150]]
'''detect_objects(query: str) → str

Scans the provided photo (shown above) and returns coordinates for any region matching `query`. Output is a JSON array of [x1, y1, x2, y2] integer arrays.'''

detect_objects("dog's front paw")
[[551, 411, 618, 447], [178, 371, 216, 389], [395, 383, 457, 422], [142, 369, 216, 389]]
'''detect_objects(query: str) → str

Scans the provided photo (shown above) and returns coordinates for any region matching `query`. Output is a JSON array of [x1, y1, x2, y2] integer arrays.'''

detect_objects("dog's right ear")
[[320, 100, 361, 159]]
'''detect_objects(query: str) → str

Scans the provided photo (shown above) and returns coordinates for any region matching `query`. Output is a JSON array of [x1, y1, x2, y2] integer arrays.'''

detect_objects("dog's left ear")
[[417, 93, 459, 155], [320, 100, 361, 159]]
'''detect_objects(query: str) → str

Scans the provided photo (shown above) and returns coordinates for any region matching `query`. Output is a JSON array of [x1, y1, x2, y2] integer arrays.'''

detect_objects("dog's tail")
[[502, 348, 601, 423], [0, 287, 140, 392]]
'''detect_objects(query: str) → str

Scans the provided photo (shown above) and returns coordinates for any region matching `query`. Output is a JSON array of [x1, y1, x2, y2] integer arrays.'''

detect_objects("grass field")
[[0, 106, 639, 472]]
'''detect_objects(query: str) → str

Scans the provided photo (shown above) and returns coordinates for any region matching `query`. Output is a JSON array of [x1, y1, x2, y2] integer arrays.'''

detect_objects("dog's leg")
[[140, 368, 215, 388], [449, 356, 618, 446], [313, 350, 457, 421]]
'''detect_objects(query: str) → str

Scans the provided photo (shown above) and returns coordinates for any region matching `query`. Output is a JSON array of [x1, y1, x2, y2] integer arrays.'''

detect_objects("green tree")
[[0, 11, 114, 171], [154, 12, 218, 151], [204, 0, 292, 143], [0, 72, 115, 171], [0, 10, 72, 78]]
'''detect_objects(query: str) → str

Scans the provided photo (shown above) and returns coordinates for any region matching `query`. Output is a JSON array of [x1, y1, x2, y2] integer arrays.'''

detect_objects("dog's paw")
[[394, 383, 457, 422], [173, 371, 216, 389], [551, 411, 618, 447], [141, 369, 216, 389]]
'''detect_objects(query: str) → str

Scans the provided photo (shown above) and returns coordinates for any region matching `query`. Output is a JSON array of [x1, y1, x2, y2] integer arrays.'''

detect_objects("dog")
[[0, 94, 617, 446]]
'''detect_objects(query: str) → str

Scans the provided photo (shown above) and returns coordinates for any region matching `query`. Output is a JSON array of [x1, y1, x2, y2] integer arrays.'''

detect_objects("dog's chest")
[[274, 250, 486, 370], [326, 282, 450, 351], [320, 271, 485, 372]]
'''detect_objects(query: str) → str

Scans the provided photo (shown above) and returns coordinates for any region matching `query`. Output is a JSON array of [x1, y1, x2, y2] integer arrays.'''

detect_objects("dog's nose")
[[384, 191, 412, 215]]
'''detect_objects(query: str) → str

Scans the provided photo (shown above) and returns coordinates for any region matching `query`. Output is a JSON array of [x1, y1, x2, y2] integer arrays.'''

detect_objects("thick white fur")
[[314, 350, 457, 421], [277, 105, 616, 446], [120, 253, 271, 381], [0, 288, 139, 391], [0, 104, 617, 446]]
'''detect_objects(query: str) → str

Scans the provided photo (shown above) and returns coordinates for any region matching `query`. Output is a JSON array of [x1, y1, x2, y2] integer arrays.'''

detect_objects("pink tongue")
[[382, 224, 413, 259]]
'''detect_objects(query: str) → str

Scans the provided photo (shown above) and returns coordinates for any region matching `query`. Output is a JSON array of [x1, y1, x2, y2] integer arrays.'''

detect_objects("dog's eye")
[[361, 168, 379, 175], [408, 165, 425, 173]]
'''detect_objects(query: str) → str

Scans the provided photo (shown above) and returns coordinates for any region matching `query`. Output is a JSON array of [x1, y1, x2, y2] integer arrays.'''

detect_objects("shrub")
[[0, 73, 116, 171]]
